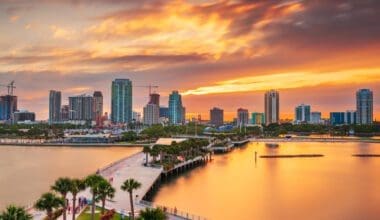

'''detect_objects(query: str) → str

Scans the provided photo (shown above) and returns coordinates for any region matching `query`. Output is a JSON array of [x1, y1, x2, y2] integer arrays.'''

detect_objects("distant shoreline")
[[251, 137, 380, 144], [0, 142, 151, 147]]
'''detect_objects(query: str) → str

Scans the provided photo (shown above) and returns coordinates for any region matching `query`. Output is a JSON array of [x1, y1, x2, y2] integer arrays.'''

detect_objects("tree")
[[142, 146, 151, 165], [34, 192, 64, 220], [96, 180, 115, 214], [85, 174, 106, 220], [51, 177, 71, 220], [138, 207, 167, 220], [121, 178, 141, 220], [69, 178, 86, 220], [122, 131, 138, 142], [0, 205, 32, 220]]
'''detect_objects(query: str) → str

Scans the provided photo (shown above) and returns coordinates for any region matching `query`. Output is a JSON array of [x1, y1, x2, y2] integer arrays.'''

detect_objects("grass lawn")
[[77, 207, 130, 220]]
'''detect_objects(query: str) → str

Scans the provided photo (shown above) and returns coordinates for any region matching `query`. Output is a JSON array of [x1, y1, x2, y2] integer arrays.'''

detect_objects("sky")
[[0, 0, 379, 121]]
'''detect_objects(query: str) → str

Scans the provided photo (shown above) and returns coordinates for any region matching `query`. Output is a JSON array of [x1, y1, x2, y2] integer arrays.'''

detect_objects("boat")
[[265, 143, 279, 148]]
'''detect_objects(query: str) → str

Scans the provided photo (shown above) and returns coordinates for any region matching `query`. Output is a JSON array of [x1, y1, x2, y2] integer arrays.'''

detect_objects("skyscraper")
[[356, 89, 373, 124], [210, 107, 224, 126], [168, 91, 184, 124], [69, 95, 93, 121], [149, 93, 160, 106], [264, 90, 280, 125], [143, 103, 159, 125], [330, 112, 345, 125], [61, 105, 69, 121], [111, 79, 133, 124], [311, 112, 322, 124], [49, 90, 61, 123], [0, 95, 17, 121], [93, 91, 103, 125], [345, 110, 357, 125], [237, 108, 249, 126], [251, 112, 265, 125], [295, 104, 311, 124]]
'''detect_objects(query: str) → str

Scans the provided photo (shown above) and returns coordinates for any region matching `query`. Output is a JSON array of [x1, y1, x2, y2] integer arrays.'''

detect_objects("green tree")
[[122, 131, 138, 142], [34, 192, 64, 220], [0, 205, 32, 220], [69, 178, 86, 220], [138, 207, 167, 220], [142, 146, 151, 165], [96, 180, 115, 214], [85, 174, 106, 220], [121, 178, 141, 220], [51, 177, 71, 220]]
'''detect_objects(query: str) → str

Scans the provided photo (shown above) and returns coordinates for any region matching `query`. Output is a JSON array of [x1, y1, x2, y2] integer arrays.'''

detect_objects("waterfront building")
[[210, 107, 224, 126], [111, 79, 133, 124], [356, 89, 373, 124], [0, 95, 17, 121], [49, 90, 61, 123], [237, 108, 249, 126], [60, 105, 69, 121], [149, 93, 160, 106], [93, 91, 103, 126], [330, 112, 345, 125], [251, 112, 265, 125], [295, 104, 311, 124], [168, 91, 184, 124], [265, 90, 280, 125], [344, 110, 357, 125], [69, 95, 93, 121], [143, 103, 159, 125], [311, 112, 322, 124], [13, 110, 35, 124]]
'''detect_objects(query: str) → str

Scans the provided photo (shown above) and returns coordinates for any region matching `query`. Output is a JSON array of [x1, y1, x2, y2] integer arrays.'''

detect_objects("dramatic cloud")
[[0, 0, 379, 120]]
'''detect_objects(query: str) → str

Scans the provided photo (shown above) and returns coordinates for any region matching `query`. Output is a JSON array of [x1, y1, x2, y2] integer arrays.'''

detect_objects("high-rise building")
[[330, 112, 345, 125], [210, 107, 224, 126], [237, 108, 249, 126], [143, 103, 159, 125], [61, 105, 69, 121], [345, 110, 357, 125], [265, 90, 280, 125], [168, 91, 184, 124], [356, 89, 373, 124], [111, 79, 133, 124], [251, 112, 265, 125], [311, 112, 322, 124], [69, 95, 93, 121], [93, 91, 103, 125], [0, 95, 17, 121], [149, 93, 160, 106], [13, 110, 35, 124], [49, 90, 61, 123], [295, 104, 311, 124], [159, 107, 169, 118], [132, 111, 142, 123]]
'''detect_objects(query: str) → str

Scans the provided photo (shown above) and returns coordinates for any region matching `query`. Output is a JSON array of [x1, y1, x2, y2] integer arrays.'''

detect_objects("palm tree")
[[142, 146, 151, 165], [0, 205, 32, 220], [34, 192, 64, 220], [69, 178, 86, 220], [96, 180, 115, 214], [85, 174, 106, 220], [139, 207, 167, 220], [121, 178, 141, 220], [51, 177, 71, 220]]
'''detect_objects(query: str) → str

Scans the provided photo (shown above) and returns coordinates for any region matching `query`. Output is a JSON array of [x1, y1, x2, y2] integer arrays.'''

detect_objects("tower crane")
[[136, 84, 159, 95], [0, 81, 16, 95]]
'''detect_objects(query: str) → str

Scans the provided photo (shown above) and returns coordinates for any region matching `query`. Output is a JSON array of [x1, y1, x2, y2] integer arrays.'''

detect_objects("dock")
[[352, 154, 380, 157], [260, 154, 324, 158]]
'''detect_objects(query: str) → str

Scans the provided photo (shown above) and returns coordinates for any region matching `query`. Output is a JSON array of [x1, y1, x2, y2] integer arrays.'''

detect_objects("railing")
[[139, 200, 207, 220]]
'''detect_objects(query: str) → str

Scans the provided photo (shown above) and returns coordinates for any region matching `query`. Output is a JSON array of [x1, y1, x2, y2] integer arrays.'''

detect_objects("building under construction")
[[0, 81, 18, 122]]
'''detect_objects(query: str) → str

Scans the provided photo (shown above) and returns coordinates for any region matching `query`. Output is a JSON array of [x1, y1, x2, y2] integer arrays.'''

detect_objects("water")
[[153, 142, 380, 220], [0, 145, 141, 209]]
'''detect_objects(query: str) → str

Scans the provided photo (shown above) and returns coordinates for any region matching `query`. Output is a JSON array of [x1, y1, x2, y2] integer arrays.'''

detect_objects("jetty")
[[352, 154, 380, 157], [260, 154, 324, 158]]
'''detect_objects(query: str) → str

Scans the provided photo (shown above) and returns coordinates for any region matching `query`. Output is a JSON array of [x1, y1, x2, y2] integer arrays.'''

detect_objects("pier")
[[260, 154, 324, 158]]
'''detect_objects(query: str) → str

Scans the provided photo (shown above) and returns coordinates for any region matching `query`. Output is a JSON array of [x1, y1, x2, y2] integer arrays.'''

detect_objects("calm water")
[[0, 145, 141, 209], [153, 142, 380, 220]]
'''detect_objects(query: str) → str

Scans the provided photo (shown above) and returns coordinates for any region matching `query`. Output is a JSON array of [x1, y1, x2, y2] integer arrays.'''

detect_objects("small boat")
[[265, 143, 279, 148]]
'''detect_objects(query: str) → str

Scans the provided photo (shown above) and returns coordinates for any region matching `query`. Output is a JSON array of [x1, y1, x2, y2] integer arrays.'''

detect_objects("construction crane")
[[0, 81, 16, 95], [136, 84, 159, 95]]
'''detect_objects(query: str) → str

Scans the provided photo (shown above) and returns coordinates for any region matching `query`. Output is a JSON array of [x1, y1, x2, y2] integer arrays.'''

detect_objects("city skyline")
[[0, 1, 379, 120]]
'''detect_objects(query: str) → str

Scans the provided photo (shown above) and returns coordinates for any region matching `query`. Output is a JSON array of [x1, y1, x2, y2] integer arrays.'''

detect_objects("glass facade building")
[[295, 104, 311, 124], [330, 112, 345, 125], [251, 112, 265, 125], [356, 89, 373, 124], [168, 91, 184, 124], [111, 79, 133, 124], [49, 90, 61, 123]]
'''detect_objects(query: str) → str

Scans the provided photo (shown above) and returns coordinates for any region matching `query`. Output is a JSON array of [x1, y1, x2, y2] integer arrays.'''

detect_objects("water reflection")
[[153, 142, 380, 220]]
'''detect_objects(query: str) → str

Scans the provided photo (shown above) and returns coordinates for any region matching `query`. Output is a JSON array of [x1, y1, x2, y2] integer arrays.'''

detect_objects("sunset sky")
[[0, 0, 379, 121]]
